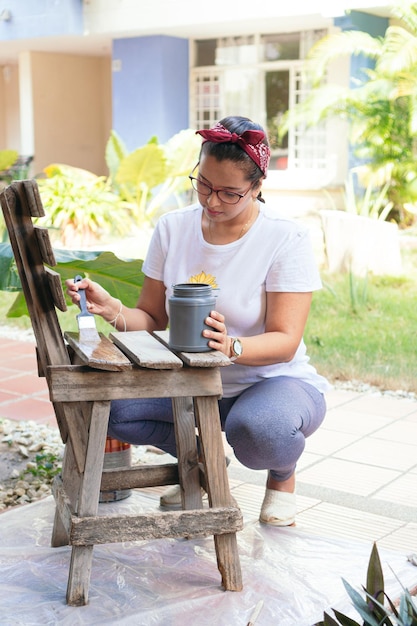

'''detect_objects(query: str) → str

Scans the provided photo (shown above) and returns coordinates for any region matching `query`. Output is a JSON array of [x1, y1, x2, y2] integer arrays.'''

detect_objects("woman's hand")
[[65, 277, 120, 322], [203, 310, 231, 356], [202, 292, 313, 365]]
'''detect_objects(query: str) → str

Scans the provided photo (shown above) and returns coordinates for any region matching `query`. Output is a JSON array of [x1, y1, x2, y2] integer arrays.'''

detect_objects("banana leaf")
[[0, 244, 144, 318]]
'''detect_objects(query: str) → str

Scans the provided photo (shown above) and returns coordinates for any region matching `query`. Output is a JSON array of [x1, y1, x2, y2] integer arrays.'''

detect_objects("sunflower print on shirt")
[[189, 271, 218, 289]]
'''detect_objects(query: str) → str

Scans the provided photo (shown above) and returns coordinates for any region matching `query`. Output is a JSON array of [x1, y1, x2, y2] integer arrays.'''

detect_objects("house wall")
[[0, 3, 393, 186], [26, 52, 111, 176], [0, 0, 83, 41], [112, 36, 189, 150]]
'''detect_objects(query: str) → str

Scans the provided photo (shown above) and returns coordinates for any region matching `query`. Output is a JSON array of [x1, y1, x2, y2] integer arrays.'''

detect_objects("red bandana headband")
[[196, 123, 271, 176]]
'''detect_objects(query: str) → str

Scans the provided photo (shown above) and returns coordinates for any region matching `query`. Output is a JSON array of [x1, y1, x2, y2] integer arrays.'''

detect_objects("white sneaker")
[[159, 484, 206, 508], [160, 457, 231, 509], [259, 489, 296, 526]]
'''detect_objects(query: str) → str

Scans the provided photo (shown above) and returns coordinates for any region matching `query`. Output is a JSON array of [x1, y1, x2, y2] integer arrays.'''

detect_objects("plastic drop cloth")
[[0, 492, 416, 626]]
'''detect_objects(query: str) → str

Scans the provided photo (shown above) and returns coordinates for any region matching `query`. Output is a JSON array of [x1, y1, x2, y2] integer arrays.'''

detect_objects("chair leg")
[[51, 440, 79, 547], [66, 400, 110, 606], [51, 401, 91, 547], [194, 396, 243, 591], [171, 396, 202, 510], [66, 545, 95, 606]]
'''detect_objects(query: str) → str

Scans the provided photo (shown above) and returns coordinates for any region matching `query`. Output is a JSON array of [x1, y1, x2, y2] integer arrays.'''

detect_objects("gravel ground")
[[0, 417, 63, 511], [0, 417, 167, 511]]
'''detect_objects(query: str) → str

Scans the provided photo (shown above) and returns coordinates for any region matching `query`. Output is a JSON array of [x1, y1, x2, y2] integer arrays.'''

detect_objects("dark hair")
[[199, 116, 269, 202]]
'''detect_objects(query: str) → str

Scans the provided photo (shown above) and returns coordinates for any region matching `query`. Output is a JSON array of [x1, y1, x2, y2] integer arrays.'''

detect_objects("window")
[[261, 33, 300, 61], [266, 70, 289, 169], [195, 36, 256, 67], [215, 36, 256, 65], [289, 66, 327, 170], [195, 39, 217, 67], [191, 30, 329, 174]]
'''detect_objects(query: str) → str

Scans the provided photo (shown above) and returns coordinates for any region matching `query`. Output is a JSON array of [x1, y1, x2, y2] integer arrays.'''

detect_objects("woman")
[[66, 116, 329, 526]]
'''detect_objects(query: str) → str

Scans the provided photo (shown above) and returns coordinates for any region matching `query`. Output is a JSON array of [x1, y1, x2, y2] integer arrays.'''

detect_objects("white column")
[[18, 51, 34, 159]]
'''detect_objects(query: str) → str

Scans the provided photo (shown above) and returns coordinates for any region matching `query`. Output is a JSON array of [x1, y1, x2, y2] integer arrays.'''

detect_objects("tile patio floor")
[[0, 334, 416, 557]]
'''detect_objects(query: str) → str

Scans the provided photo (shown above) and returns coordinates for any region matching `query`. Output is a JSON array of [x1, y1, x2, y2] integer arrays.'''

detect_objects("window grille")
[[191, 70, 221, 130], [288, 65, 327, 170]]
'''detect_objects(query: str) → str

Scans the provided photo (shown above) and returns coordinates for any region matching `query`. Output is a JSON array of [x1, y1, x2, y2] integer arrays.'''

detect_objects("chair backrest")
[[0, 179, 70, 438]]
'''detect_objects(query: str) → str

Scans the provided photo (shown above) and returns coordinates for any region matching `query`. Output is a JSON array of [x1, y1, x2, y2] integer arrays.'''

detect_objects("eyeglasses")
[[188, 173, 253, 205]]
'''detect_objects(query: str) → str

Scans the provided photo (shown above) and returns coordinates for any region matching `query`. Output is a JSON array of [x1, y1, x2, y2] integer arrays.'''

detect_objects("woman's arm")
[[66, 275, 168, 332], [204, 291, 312, 365]]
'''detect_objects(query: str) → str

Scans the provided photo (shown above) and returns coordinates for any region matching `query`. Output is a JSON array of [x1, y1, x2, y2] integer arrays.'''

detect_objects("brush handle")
[[74, 274, 90, 316]]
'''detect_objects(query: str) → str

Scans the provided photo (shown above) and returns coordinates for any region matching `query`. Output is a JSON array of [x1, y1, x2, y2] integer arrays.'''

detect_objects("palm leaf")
[[306, 30, 382, 85], [378, 26, 417, 74], [278, 84, 350, 138], [391, 0, 417, 34]]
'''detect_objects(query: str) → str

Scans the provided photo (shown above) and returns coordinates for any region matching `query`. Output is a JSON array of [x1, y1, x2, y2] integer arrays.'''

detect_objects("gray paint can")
[[169, 283, 215, 352]]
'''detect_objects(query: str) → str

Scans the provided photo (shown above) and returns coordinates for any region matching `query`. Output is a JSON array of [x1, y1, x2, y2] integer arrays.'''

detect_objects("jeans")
[[108, 375, 326, 482]]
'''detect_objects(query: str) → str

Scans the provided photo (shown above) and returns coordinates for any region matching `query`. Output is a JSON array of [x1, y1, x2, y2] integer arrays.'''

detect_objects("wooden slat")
[[34, 225, 56, 266], [1, 181, 70, 442], [47, 364, 223, 402], [70, 506, 243, 545], [65, 331, 132, 371], [110, 330, 183, 369], [46, 266, 67, 312], [100, 463, 179, 491], [58, 401, 91, 474], [51, 441, 82, 547], [153, 330, 231, 367], [18, 179, 45, 217], [176, 350, 232, 367], [53, 477, 242, 545], [52, 476, 73, 539]]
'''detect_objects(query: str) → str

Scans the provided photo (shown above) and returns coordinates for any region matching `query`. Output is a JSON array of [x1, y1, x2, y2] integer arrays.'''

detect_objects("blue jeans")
[[108, 375, 326, 482]]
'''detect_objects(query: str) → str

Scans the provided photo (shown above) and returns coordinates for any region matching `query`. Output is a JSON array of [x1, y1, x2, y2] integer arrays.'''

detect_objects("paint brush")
[[74, 274, 100, 342]]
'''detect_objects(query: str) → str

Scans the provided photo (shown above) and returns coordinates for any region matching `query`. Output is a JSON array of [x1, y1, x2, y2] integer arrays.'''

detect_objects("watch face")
[[233, 339, 243, 356]]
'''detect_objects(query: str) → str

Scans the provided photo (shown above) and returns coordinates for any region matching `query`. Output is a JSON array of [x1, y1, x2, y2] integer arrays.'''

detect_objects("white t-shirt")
[[143, 202, 330, 396]]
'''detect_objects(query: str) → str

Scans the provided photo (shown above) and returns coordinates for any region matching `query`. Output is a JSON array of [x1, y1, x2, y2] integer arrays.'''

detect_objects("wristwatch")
[[229, 337, 243, 361]]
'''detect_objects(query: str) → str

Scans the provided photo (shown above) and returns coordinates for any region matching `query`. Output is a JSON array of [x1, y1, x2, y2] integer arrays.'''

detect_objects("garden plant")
[[279, 0, 417, 227], [316, 543, 417, 626]]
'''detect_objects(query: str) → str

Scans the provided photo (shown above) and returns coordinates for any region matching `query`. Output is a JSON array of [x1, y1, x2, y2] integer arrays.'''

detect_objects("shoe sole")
[[259, 516, 296, 527]]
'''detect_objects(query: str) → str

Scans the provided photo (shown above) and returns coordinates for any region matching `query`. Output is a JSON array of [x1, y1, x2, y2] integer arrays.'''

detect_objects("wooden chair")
[[0, 179, 243, 606]]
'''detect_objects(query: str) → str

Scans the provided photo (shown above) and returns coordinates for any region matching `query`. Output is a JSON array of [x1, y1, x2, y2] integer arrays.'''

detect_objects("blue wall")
[[112, 35, 189, 151], [335, 11, 389, 173], [335, 11, 388, 86], [0, 0, 82, 40]]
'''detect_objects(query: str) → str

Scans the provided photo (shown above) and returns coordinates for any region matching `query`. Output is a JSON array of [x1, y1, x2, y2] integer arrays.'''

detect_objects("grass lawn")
[[306, 244, 417, 393], [1, 242, 416, 393]]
